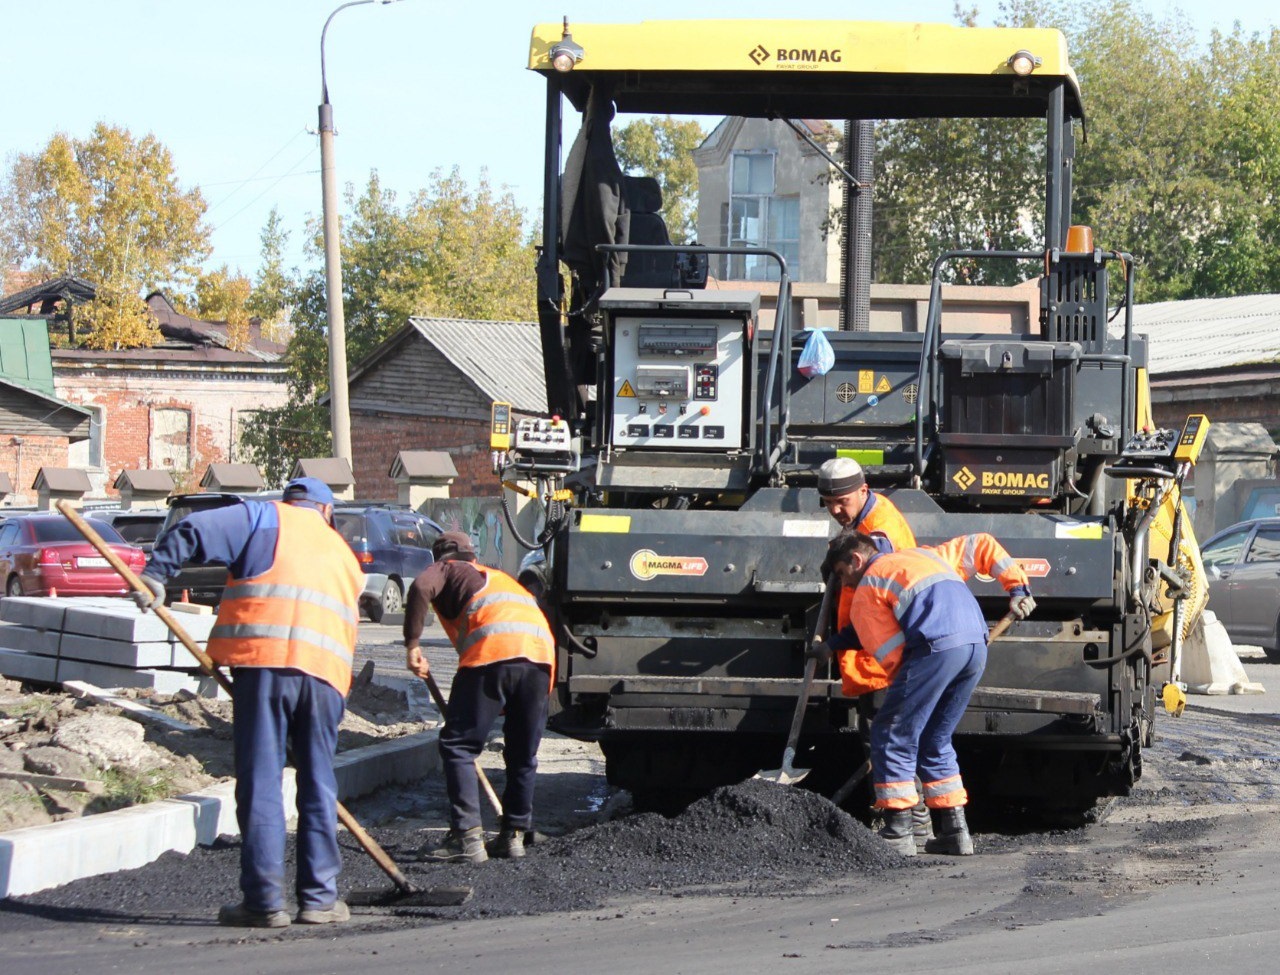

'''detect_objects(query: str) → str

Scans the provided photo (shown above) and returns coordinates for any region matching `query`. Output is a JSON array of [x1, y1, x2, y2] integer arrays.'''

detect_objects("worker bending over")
[[822, 531, 1034, 856], [404, 532, 555, 863], [138, 477, 362, 927], [817, 457, 932, 838]]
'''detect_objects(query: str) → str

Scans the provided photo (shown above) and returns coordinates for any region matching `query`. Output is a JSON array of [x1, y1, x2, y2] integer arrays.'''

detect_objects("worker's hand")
[[1008, 593, 1036, 620], [405, 645, 430, 679], [805, 637, 832, 665], [132, 575, 166, 613]]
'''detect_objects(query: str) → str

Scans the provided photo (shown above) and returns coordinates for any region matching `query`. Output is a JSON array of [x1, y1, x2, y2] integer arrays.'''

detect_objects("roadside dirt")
[[0, 668, 436, 832]]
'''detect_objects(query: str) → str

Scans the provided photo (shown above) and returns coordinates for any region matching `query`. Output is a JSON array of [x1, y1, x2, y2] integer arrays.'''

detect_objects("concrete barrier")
[[0, 729, 441, 898]]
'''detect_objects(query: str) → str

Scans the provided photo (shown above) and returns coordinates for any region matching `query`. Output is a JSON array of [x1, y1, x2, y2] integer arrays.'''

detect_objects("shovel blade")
[[347, 884, 473, 907], [754, 764, 811, 786]]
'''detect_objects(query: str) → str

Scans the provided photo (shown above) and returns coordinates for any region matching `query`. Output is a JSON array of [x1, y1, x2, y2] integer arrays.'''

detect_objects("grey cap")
[[817, 457, 866, 499]]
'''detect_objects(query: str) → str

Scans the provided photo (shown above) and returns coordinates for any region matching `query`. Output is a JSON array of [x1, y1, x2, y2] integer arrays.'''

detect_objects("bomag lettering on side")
[[495, 18, 1208, 819]]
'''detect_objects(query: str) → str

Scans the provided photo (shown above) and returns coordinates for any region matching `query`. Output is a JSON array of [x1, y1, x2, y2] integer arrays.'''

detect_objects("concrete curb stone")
[[0, 727, 441, 898]]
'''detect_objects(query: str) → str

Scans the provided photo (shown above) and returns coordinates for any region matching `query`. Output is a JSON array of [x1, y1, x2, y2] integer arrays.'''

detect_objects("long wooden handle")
[[57, 500, 420, 895], [423, 671, 505, 819], [989, 612, 1017, 642]]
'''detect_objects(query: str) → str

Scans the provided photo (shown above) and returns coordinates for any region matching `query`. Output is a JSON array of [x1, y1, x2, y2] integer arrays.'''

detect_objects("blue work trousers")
[[439, 659, 549, 831], [870, 641, 987, 803], [231, 667, 345, 913]]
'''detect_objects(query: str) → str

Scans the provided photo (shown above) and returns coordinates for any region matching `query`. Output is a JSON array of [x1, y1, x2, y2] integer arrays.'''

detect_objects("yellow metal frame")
[[529, 19, 1076, 84]]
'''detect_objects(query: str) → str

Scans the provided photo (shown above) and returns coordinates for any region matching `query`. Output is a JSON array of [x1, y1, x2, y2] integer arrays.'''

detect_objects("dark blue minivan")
[[333, 503, 445, 621]]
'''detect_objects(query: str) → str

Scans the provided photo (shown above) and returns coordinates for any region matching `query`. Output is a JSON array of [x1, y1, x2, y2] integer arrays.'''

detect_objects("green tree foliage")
[[239, 168, 535, 482], [0, 123, 212, 344], [874, 116, 1044, 286], [246, 207, 295, 342], [613, 117, 706, 243]]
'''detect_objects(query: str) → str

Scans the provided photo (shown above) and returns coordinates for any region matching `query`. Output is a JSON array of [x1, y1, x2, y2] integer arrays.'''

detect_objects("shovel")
[[421, 671, 505, 819], [756, 581, 838, 786], [58, 501, 471, 909], [828, 611, 1018, 806]]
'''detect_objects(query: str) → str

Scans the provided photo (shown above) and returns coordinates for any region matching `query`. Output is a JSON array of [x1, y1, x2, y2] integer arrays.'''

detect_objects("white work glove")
[[132, 575, 166, 613], [1008, 593, 1036, 621]]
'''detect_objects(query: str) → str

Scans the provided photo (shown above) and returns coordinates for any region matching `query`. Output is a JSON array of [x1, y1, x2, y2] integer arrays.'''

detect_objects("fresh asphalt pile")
[[0, 778, 906, 933]]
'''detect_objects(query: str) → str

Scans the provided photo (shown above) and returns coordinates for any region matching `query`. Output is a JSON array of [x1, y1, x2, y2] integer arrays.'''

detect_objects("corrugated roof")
[[407, 318, 547, 414], [1132, 294, 1280, 375], [0, 318, 56, 395]]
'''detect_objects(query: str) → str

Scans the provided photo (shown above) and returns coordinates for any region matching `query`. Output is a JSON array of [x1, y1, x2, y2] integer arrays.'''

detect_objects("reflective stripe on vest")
[[207, 502, 363, 696], [440, 565, 555, 679], [219, 583, 359, 626]]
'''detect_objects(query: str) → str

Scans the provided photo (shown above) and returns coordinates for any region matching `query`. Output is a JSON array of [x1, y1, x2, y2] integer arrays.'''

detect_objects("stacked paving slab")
[[0, 597, 222, 697]]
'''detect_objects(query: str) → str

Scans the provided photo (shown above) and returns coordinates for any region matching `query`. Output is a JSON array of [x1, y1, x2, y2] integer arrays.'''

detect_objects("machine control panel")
[[1119, 414, 1210, 465], [610, 313, 748, 450], [489, 401, 512, 450], [508, 416, 577, 472]]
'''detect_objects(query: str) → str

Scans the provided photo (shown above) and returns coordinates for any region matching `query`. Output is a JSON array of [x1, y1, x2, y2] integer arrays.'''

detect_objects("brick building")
[[0, 280, 288, 501], [341, 318, 546, 500]]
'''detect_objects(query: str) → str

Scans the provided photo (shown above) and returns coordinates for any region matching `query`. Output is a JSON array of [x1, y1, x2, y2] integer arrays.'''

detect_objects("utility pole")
[[318, 0, 402, 465]]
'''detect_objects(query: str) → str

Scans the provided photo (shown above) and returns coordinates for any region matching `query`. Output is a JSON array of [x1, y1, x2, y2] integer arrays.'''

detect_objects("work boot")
[[217, 901, 291, 928], [486, 823, 526, 859], [878, 809, 917, 857], [911, 798, 934, 842], [296, 900, 351, 924], [923, 806, 975, 856], [422, 826, 488, 863]]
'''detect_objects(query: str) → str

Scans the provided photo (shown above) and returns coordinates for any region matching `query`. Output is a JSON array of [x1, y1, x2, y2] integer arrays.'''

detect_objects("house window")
[[727, 152, 799, 281], [67, 405, 105, 469], [151, 407, 191, 471], [233, 410, 259, 463]]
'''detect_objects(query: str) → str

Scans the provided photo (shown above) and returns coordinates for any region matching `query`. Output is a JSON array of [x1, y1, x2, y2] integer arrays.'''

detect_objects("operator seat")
[[620, 176, 674, 288]]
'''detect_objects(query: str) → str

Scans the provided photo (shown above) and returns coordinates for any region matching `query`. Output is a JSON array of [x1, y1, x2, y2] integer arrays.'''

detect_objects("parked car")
[[88, 509, 169, 556], [0, 512, 146, 598], [1200, 517, 1280, 659], [152, 493, 244, 606], [333, 503, 445, 622]]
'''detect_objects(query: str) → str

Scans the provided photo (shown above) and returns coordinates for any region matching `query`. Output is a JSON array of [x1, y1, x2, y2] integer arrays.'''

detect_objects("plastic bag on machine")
[[797, 328, 835, 378]]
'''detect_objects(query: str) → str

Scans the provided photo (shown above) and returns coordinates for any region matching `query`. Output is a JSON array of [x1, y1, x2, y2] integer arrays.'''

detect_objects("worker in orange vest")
[[815, 457, 928, 837], [822, 530, 1034, 857], [137, 477, 362, 927], [404, 532, 555, 863]]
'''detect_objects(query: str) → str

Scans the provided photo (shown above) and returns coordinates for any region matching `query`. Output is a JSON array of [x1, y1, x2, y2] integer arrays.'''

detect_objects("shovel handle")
[[56, 500, 421, 897], [422, 671, 504, 819], [780, 581, 838, 757], [988, 612, 1018, 642]]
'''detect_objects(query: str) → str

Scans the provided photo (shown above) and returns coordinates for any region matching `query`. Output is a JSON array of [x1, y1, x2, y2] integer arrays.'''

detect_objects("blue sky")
[[3, 0, 1277, 280]]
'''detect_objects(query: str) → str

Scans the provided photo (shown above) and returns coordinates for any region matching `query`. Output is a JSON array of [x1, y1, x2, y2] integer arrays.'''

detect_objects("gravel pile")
[[1, 779, 906, 931]]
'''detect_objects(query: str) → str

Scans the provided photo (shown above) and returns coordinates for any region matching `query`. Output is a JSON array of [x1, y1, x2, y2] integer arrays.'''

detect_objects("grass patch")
[[97, 767, 180, 810]]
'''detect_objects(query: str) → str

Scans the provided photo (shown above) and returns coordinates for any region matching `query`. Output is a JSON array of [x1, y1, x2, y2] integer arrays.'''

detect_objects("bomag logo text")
[[776, 48, 842, 63], [981, 471, 1051, 490]]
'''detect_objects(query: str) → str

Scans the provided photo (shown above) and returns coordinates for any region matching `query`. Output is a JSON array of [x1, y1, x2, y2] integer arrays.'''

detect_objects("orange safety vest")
[[439, 564, 556, 684], [835, 491, 918, 650], [838, 532, 1029, 698], [207, 502, 363, 696]]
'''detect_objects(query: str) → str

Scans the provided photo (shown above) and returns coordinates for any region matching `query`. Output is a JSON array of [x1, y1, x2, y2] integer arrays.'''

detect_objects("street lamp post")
[[319, 0, 399, 466]]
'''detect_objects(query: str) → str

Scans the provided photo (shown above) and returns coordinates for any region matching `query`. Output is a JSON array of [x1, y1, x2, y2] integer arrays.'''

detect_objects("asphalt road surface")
[[3, 656, 1280, 974]]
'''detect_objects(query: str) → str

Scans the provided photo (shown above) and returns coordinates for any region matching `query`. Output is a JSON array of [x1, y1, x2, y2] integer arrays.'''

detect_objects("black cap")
[[432, 531, 476, 562]]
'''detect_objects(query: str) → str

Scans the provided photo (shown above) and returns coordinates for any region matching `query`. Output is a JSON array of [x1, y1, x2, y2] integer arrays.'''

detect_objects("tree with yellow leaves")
[[0, 122, 211, 347]]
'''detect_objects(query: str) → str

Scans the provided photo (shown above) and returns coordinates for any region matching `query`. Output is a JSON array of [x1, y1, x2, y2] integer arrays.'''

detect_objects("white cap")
[[817, 457, 866, 499]]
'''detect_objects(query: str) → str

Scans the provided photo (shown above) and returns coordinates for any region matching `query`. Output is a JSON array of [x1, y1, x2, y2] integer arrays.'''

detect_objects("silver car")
[[1200, 518, 1280, 658]]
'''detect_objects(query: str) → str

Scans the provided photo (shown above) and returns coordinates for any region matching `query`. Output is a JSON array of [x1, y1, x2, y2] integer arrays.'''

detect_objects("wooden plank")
[[0, 769, 105, 795], [63, 680, 202, 732]]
